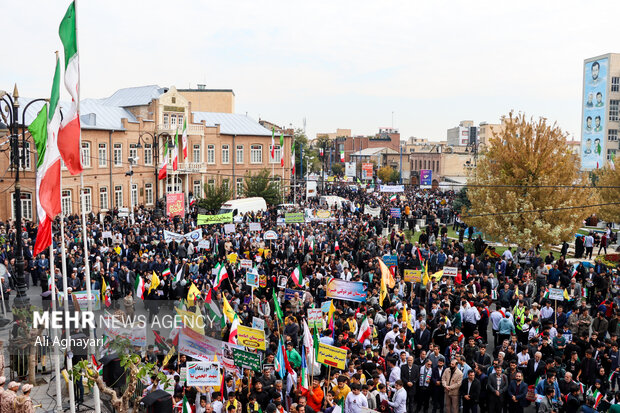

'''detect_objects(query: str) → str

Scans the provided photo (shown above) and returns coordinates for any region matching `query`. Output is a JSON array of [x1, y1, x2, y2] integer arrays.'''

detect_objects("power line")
[[460, 201, 620, 219]]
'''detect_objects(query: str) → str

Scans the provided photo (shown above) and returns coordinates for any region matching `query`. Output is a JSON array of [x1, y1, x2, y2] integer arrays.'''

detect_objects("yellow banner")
[[317, 343, 347, 369], [237, 325, 266, 350], [404, 269, 422, 283]]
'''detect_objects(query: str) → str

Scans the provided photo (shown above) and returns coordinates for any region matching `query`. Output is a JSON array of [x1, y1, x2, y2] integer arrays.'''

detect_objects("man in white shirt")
[[540, 302, 554, 323], [388, 359, 401, 387], [387, 380, 407, 413], [345, 383, 368, 413]]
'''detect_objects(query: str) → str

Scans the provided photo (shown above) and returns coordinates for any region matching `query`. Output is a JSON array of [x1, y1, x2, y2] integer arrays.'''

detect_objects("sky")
[[3, 0, 620, 141]]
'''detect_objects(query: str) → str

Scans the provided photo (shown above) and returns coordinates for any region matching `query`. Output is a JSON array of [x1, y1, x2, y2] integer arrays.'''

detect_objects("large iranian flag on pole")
[[181, 118, 188, 159], [58, 1, 83, 175], [158, 139, 168, 180], [172, 128, 179, 171], [357, 316, 371, 343], [30, 55, 63, 256], [280, 133, 285, 167]]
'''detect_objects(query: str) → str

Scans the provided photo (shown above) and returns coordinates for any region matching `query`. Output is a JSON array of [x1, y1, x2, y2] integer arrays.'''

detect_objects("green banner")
[[197, 212, 233, 225], [233, 348, 261, 372], [284, 212, 305, 224]]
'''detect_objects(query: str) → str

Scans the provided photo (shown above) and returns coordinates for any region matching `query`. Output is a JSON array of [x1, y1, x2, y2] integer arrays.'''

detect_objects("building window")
[[207, 145, 215, 164], [274, 177, 281, 190], [236, 145, 244, 164], [269, 145, 281, 164], [114, 186, 123, 209], [236, 178, 243, 195], [163, 114, 169, 127], [222, 144, 230, 164], [18, 141, 31, 170], [207, 179, 215, 189], [608, 149, 617, 160], [81, 187, 92, 213], [99, 187, 108, 210], [251, 145, 263, 164], [610, 100, 620, 122], [167, 176, 182, 193], [609, 129, 618, 141], [98, 143, 107, 167], [171, 114, 177, 127], [81, 142, 91, 168], [145, 183, 153, 205], [178, 115, 183, 127], [129, 143, 138, 161], [12, 192, 33, 221], [61, 190, 72, 216], [131, 184, 138, 209], [222, 179, 229, 192], [144, 144, 153, 165], [193, 180, 202, 198], [613, 77, 620, 92], [193, 145, 201, 163], [113, 143, 122, 167]]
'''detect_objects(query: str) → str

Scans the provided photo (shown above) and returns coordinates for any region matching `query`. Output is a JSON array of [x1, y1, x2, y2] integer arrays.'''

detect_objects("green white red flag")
[[172, 129, 179, 171], [158, 139, 168, 180], [291, 265, 303, 287], [182, 118, 188, 159], [58, 1, 83, 175], [30, 55, 63, 256]]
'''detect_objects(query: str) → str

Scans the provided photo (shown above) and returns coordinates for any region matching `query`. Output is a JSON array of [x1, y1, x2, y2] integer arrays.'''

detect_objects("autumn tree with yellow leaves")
[[596, 162, 620, 222], [465, 112, 597, 247]]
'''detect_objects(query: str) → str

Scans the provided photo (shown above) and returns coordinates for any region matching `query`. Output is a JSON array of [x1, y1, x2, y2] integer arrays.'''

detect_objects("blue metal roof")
[[101, 85, 165, 107], [192, 112, 272, 136], [80, 99, 136, 130]]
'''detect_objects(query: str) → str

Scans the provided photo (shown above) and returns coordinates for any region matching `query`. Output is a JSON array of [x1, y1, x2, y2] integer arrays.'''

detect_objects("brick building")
[[0, 85, 291, 221]]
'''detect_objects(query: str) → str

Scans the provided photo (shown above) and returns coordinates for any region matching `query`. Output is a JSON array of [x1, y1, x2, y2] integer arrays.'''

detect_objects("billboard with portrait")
[[582, 57, 608, 170]]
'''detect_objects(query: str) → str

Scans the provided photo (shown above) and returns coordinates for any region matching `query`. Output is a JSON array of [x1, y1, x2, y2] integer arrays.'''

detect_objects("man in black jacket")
[[400, 355, 420, 413], [460, 370, 480, 413], [487, 365, 508, 413]]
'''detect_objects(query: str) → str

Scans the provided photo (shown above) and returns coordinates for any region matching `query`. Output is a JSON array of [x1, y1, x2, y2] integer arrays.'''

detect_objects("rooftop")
[[192, 112, 272, 136]]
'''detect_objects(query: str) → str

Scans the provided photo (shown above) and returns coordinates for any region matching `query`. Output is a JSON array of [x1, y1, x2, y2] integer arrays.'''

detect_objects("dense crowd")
[[1, 184, 619, 413]]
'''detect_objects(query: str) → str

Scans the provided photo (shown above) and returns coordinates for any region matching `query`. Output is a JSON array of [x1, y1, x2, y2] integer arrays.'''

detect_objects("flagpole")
[[71, 0, 101, 406], [59, 210, 76, 413], [50, 245, 63, 413]]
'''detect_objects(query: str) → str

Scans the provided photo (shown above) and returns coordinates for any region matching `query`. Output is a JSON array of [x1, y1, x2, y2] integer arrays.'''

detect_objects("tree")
[[292, 128, 319, 178], [377, 166, 398, 183], [452, 187, 471, 214], [331, 163, 344, 176], [73, 333, 169, 413], [197, 180, 231, 213], [597, 163, 620, 222], [240, 168, 282, 205], [465, 112, 597, 247]]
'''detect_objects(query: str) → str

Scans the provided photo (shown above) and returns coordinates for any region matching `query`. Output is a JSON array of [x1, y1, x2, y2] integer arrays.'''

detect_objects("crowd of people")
[[1, 184, 619, 413]]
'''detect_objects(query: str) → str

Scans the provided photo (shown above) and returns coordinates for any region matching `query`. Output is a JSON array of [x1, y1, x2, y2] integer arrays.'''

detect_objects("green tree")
[[390, 168, 401, 183], [452, 188, 471, 213], [465, 112, 597, 247], [197, 180, 231, 213], [240, 168, 282, 205], [332, 163, 344, 176], [292, 128, 318, 178]]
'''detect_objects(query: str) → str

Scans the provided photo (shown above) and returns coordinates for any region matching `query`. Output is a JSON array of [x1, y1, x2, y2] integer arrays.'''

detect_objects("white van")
[[319, 196, 347, 209], [219, 197, 267, 216]]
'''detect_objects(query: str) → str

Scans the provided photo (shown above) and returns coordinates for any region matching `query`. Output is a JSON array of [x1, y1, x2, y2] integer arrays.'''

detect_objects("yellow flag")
[[431, 270, 444, 282], [327, 300, 336, 322], [378, 259, 395, 289], [402, 304, 414, 332], [222, 295, 237, 323], [422, 261, 430, 285], [101, 277, 107, 303], [187, 282, 200, 306], [563, 289, 570, 300], [175, 307, 204, 334], [379, 276, 387, 306], [149, 271, 160, 294], [162, 346, 176, 367]]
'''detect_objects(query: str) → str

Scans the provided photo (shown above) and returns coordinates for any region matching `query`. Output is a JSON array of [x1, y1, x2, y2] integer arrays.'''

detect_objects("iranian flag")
[[57, 1, 83, 175], [174, 266, 183, 284], [271, 127, 276, 159], [172, 128, 179, 171], [31, 56, 63, 256], [134, 275, 145, 299], [291, 144, 296, 175], [280, 133, 285, 167], [162, 268, 171, 278], [340, 150, 345, 162], [182, 395, 192, 413], [214, 263, 228, 289], [47, 271, 55, 292], [335, 240, 340, 251], [91, 355, 103, 375], [357, 316, 371, 343], [389, 194, 397, 202], [291, 265, 303, 287], [181, 117, 188, 159], [158, 139, 168, 180], [229, 314, 239, 344]]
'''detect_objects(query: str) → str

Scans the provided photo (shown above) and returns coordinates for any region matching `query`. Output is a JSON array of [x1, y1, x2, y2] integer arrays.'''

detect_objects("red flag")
[[455, 270, 462, 285]]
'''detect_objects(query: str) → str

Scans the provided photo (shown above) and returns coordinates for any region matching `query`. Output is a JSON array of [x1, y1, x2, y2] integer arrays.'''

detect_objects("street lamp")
[[0, 85, 48, 308], [136, 131, 172, 217]]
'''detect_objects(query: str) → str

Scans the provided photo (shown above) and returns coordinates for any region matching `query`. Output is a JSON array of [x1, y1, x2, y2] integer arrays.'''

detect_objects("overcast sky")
[[3, 0, 620, 141]]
